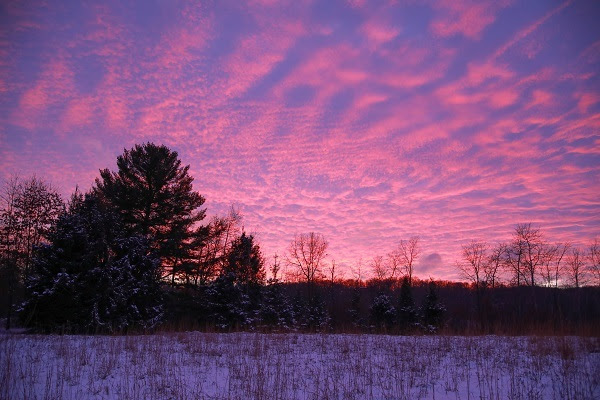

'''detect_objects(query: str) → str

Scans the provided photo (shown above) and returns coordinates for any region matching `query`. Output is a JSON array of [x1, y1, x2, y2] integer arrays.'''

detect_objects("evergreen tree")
[[370, 293, 396, 330], [259, 278, 294, 330], [422, 281, 445, 333], [20, 194, 163, 333], [292, 294, 330, 332], [348, 287, 364, 329], [205, 273, 250, 330], [305, 295, 330, 331], [223, 232, 265, 286], [94, 143, 206, 284], [397, 277, 418, 332]]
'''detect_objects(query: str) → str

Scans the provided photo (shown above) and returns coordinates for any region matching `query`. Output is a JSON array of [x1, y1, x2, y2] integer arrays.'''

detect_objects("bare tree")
[[566, 247, 586, 288], [0, 177, 22, 330], [457, 240, 489, 329], [351, 257, 365, 286], [457, 240, 488, 290], [185, 206, 242, 285], [13, 177, 64, 278], [395, 236, 420, 285], [327, 259, 338, 285], [589, 238, 600, 286], [541, 242, 569, 288], [286, 232, 328, 283], [503, 236, 525, 286], [504, 223, 545, 286], [385, 251, 401, 279], [485, 243, 504, 289], [370, 255, 387, 281], [270, 253, 281, 282], [0, 176, 64, 329]]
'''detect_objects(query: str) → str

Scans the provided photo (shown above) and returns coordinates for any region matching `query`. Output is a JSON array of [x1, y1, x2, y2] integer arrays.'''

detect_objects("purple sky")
[[1, 0, 599, 280]]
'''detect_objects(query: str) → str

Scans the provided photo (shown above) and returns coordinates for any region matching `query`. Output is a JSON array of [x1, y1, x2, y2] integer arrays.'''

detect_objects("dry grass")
[[1, 332, 598, 400]]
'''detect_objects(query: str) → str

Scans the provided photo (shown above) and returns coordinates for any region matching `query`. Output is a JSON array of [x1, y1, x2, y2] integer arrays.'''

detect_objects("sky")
[[1, 0, 599, 280]]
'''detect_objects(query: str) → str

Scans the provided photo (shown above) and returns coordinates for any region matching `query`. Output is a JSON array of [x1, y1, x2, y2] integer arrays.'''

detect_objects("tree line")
[[1, 143, 598, 334]]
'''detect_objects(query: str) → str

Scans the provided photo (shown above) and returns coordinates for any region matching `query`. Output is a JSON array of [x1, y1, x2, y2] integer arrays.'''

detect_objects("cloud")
[[1, 0, 598, 281], [430, 0, 512, 39]]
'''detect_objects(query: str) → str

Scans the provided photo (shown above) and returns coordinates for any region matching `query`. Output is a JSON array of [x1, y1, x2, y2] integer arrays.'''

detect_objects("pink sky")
[[1, 0, 599, 280]]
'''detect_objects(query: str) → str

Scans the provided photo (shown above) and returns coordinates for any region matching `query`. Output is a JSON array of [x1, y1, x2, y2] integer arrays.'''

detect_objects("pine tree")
[[397, 277, 418, 332], [205, 273, 250, 330], [370, 293, 396, 331], [422, 281, 445, 333], [223, 232, 266, 286], [348, 287, 364, 329], [259, 279, 294, 330], [296, 295, 330, 332], [94, 143, 206, 284], [20, 194, 163, 333]]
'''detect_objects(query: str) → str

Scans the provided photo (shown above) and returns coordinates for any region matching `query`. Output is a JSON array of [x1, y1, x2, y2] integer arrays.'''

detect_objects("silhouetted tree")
[[485, 243, 504, 288], [348, 287, 364, 329], [286, 232, 328, 283], [94, 143, 206, 284], [566, 247, 586, 288], [422, 281, 445, 332], [457, 240, 488, 290], [397, 277, 418, 332], [259, 263, 294, 330], [392, 236, 420, 285], [370, 293, 396, 330], [370, 255, 387, 281], [205, 273, 250, 330], [514, 223, 545, 287], [1, 176, 64, 329], [541, 242, 570, 288], [223, 232, 265, 286], [588, 238, 600, 286], [20, 194, 162, 332]]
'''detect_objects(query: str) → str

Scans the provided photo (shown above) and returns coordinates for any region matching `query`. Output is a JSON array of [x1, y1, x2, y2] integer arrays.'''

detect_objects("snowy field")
[[1, 332, 598, 400]]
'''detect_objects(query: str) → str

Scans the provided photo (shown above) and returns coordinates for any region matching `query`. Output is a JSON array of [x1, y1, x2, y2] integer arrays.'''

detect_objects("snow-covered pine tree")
[[20, 194, 163, 333], [304, 295, 330, 332], [347, 287, 365, 330], [421, 280, 446, 333], [397, 277, 419, 333], [259, 276, 294, 330], [370, 293, 396, 331], [205, 273, 250, 330]]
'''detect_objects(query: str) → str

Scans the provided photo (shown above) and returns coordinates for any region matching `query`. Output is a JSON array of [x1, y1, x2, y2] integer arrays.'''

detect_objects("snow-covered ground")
[[1, 332, 598, 400]]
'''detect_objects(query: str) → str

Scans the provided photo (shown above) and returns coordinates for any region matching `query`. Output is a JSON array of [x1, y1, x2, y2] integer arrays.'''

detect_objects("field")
[[1, 332, 598, 400]]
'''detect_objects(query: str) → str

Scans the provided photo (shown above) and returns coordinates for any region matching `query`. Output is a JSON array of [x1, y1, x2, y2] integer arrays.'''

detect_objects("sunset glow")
[[1, 0, 599, 280]]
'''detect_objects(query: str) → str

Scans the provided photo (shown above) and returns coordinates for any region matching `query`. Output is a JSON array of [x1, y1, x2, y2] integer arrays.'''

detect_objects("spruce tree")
[[205, 273, 250, 330], [20, 194, 163, 333], [259, 279, 294, 330], [223, 232, 265, 286], [422, 281, 445, 332], [370, 293, 396, 331], [397, 277, 418, 332]]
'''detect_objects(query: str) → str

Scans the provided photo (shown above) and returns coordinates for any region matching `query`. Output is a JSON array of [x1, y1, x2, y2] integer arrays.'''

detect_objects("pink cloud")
[[430, 0, 511, 39], [2, 0, 598, 281], [60, 96, 95, 131], [360, 18, 401, 47], [12, 58, 76, 130], [576, 92, 599, 114], [529, 89, 554, 108]]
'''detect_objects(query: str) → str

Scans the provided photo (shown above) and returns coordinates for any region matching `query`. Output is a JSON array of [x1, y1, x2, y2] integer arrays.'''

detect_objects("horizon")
[[1, 0, 599, 281]]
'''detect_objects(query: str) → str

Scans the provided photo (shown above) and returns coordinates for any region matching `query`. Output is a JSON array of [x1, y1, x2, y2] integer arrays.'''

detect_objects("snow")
[[1, 333, 598, 399]]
